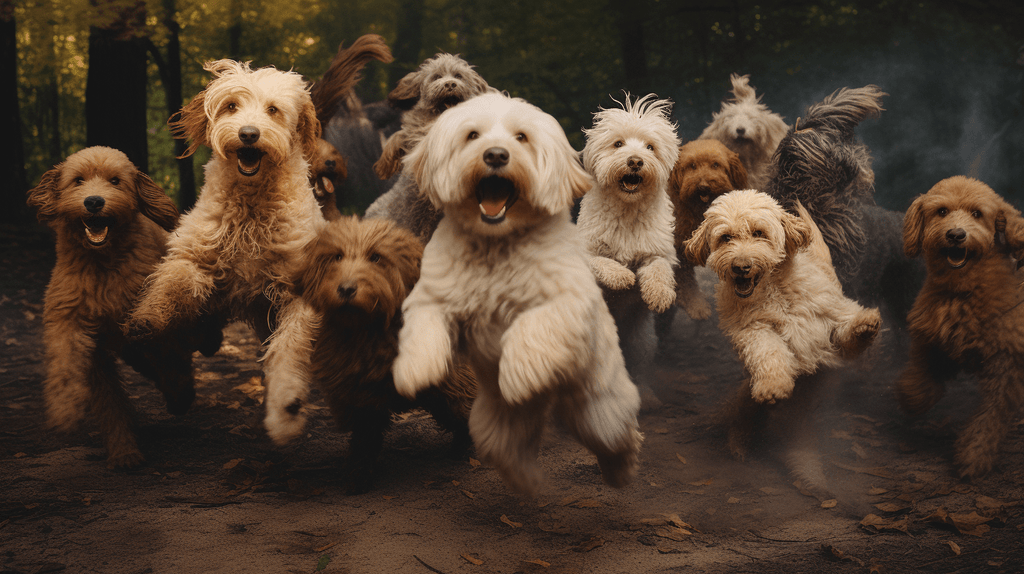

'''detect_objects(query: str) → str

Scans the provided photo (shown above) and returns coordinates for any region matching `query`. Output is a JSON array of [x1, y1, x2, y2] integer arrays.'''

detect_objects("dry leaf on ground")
[[461, 553, 483, 565], [500, 514, 522, 528]]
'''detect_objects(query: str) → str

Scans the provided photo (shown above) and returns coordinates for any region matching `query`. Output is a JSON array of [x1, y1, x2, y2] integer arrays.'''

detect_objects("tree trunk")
[[0, 0, 28, 222], [154, 0, 196, 210], [85, 0, 149, 173], [389, 0, 425, 89], [611, 0, 650, 96]]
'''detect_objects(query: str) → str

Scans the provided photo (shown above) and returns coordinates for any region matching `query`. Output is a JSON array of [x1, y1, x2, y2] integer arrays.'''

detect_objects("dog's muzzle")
[[941, 228, 971, 269], [730, 262, 759, 298], [236, 146, 263, 177], [476, 175, 518, 224]]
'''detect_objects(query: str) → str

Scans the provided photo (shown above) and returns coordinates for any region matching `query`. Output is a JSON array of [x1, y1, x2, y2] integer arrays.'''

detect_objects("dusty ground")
[[2, 222, 1023, 574]]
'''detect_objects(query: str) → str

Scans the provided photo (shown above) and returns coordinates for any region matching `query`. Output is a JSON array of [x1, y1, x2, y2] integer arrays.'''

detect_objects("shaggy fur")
[[662, 139, 749, 327], [27, 146, 222, 467], [364, 54, 493, 243], [309, 138, 345, 221], [391, 93, 643, 496], [686, 190, 880, 495], [896, 176, 1024, 479], [373, 53, 492, 180], [123, 59, 326, 445], [312, 36, 398, 212], [763, 85, 921, 326], [577, 94, 681, 408], [294, 216, 475, 493], [698, 74, 788, 189]]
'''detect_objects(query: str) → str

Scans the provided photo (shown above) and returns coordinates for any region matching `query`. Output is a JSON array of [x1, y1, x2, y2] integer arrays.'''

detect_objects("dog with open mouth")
[[27, 146, 224, 467], [123, 59, 327, 446], [309, 138, 346, 221], [391, 92, 643, 496], [576, 93, 681, 409], [897, 176, 1024, 479]]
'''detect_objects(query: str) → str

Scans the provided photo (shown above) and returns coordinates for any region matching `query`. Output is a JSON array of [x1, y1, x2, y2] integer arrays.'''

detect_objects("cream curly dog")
[[124, 60, 326, 445], [698, 74, 788, 190], [897, 176, 1024, 479], [577, 93, 680, 406], [391, 92, 643, 496]]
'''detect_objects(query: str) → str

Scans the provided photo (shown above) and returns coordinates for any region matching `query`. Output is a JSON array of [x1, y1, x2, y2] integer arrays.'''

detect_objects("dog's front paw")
[[678, 292, 712, 321], [836, 307, 881, 358], [122, 314, 160, 340], [749, 373, 794, 404], [638, 259, 676, 312], [106, 443, 145, 469], [264, 399, 307, 445], [591, 257, 635, 290]]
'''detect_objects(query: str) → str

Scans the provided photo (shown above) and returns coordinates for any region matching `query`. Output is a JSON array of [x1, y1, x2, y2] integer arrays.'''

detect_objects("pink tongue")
[[480, 198, 507, 217], [321, 177, 334, 194]]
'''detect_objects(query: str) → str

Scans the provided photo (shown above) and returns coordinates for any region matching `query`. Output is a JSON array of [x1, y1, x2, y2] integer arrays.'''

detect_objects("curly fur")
[[309, 139, 346, 221], [391, 93, 642, 495], [577, 93, 681, 408], [896, 176, 1024, 479], [698, 74, 788, 189], [27, 146, 222, 468], [294, 216, 475, 493], [686, 190, 880, 497], [124, 59, 326, 446]]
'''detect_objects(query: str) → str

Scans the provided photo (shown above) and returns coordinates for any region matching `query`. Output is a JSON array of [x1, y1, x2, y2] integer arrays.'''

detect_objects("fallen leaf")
[[460, 489, 475, 499], [675, 453, 687, 464], [574, 499, 602, 508], [975, 495, 1007, 513], [924, 508, 994, 536], [500, 514, 522, 528], [657, 547, 681, 554], [537, 520, 570, 534], [461, 553, 483, 565], [859, 514, 909, 534], [557, 496, 577, 506], [868, 487, 889, 496], [13, 453, 27, 458], [689, 478, 714, 487], [873, 502, 910, 513], [654, 526, 691, 541], [222, 458, 244, 470], [821, 499, 838, 509], [575, 536, 604, 552], [382, 495, 396, 500], [315, 541, 337, 552], [759, 487, 783, 496], [820, 544, 865, 566], [524, 559, 550, 567], [727, 497, 740, 504], [663, 514, 696, 531], [851, 442, 869, 460], [653, 427, 668, 434], [468, 458, 481, 468], [946, 541, 961, 555]]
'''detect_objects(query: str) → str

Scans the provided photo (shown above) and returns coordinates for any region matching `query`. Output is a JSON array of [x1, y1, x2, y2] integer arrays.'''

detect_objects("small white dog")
[[698, 74, 788, 189], [577, 94, 681, 406], [391, 92, 643, 495], [124, 60, 325, 445]]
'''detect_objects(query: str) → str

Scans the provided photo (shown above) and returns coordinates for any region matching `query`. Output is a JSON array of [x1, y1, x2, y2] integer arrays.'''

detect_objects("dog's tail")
[[794, 85, 885, 141], [310, 35, 394, 128], [793, 200, 833, 266]]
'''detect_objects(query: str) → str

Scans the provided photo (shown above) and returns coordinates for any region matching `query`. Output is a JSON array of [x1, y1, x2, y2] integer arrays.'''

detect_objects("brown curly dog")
[[897, 175, 1024, 479], [293, 216, 475, 493], [309, 138, 346, 221], [27, 146, 222, 468]]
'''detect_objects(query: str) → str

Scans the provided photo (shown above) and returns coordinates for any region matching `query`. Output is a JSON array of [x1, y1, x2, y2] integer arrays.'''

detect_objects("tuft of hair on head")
[[729, 73, 759, 103]]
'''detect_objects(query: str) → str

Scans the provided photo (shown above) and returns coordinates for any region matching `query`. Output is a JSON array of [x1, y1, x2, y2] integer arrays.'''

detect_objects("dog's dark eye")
[[226, 102, 236, 111], [690, 163, 697, 170], [720, 234, 732, 244], [267, 106, 278, 115], [972, 210, 982, 219], [334, 252, 344, 261], [516, 133, 528, 143], [74, 176, 85, 185], [431, 74, 441, 81], [454, 73, 462, 80], [752, 229, 764, 238], [614, 141, 623, 148], [468, 131, 479, 140], [711, 162, 720, 170], [646, 144, 654, 151], [937, 207, 948, 217], [369, 253, 382, 264], [110, 177, 120, 186]]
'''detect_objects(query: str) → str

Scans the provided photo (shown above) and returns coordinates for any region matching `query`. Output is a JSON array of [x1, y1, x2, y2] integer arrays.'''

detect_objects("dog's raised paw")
[[749, 375, 794, 404], [591, 257, 635, 290], [680, 294, 712, 321]]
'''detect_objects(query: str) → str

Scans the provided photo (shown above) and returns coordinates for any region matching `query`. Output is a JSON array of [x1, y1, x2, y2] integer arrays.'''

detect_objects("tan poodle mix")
[[392, 93, 643, 496], [28, 146, 221, 467], [686, 190, 880, 493], [667, 139, 749, 321], [293, 216, 475, 493], [124, 60, 327, 445], [897, 176, 1024, 479]]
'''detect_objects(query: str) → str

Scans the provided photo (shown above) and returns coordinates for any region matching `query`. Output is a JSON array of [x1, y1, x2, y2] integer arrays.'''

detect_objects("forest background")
[[1, 0, 1022, 221]]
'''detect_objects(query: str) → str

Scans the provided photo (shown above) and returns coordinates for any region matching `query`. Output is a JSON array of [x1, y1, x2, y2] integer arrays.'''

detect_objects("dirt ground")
[[2, 222, 1023, 574]]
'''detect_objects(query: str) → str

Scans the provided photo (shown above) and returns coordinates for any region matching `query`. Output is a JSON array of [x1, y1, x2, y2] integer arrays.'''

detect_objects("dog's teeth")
[[84, 224, 108, 244], [321, 176, 334, 194], [479, 203, 507, 219]]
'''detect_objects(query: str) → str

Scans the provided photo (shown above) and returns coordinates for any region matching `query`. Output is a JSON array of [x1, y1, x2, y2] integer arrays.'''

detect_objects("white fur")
[[392, 92, 643, 495]]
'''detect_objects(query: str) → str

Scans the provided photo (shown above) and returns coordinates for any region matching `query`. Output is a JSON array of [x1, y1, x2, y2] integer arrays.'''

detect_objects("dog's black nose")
[[731, 262, 751, 276], [444, 81, 458, 91], [484, 147, 509, 167], [627, 156, 644, 170], [324, 160, 335, 168], [84, 196, 105, 214], [239, 126, 261, 145], [946, 228, 967, 244], [735, 127, 746, 137], [337, 283, 357, 301]]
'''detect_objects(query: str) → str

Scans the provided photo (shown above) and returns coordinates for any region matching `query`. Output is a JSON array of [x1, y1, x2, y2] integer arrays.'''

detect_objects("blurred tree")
[[0, 0, 28, 222]]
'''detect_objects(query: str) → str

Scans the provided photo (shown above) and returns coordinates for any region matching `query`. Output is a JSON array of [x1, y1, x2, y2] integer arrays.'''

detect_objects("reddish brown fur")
[[26, 146, 222, 468], [309, 139, 346, 220], [666, 139, 748, 321], [897, 176, 1024, 478], [295, 216, 475, 493]]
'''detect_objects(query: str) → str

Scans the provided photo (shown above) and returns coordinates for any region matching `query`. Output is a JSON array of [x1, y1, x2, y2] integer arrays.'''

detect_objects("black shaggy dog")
[[763, 86, 923, 328], [293, 216, 476, 493]]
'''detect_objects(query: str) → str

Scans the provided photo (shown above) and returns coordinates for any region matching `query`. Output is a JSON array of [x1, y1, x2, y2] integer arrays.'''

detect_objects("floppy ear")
[[134, 171, 180, 231], [996, 202, 1024, 260], [169, 90, 209, 158], [782, 212, 813, 255], [902, 195, 926, 259], [727, 151, 749, 189], [374, 131, 407, 180], [667, 148, 685, 199], [566, 152, 593, 201], [683, 218, 712, 265], [388, 70, 422, 110], [297, 99, 322, 165], [26, 166, 62, 223]]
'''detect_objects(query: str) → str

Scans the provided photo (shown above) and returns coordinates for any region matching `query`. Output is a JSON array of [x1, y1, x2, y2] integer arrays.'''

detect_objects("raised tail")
[[794, 85, 886, 141], [310, 34, 394, 127]]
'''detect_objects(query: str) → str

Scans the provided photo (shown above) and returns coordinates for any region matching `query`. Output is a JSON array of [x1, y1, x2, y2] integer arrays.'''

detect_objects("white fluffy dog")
[[698, 74, 788, 189], [391, 92, 643, 495], [577, 94, 681, 406], [124, 60, 325, 445]]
